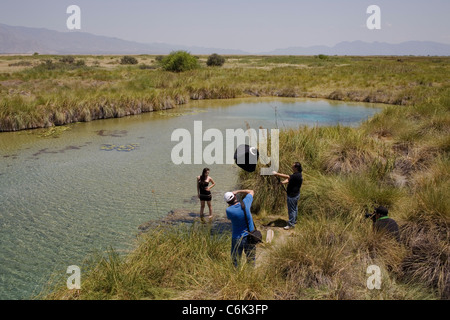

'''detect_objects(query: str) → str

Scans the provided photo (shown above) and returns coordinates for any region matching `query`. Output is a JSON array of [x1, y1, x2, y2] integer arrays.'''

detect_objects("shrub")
[[120, 56, 138, 65], [8, 61, 32, 67], [33, 58, 86, 72], [160, 51, 199, 72], [75, 59, 86, 67], [206, 53, 226, 67], [139, 64, 157, 70], [40, 59, 57, 70], [60, 56, 75, 64]]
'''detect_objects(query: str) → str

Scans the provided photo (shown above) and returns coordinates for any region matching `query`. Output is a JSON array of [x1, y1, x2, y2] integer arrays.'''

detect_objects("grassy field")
[[238, 96, 449, 299], [1, 54, 449, 131], [2, 54, 448, 299]]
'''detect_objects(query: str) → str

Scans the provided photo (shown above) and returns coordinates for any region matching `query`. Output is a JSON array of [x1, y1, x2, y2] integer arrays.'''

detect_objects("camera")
[[364, 210, 376, 222]]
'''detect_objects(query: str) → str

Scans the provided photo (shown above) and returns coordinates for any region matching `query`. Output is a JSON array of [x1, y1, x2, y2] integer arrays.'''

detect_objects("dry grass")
[[238, 89, 449, 299], [1, 55, 449, 131]]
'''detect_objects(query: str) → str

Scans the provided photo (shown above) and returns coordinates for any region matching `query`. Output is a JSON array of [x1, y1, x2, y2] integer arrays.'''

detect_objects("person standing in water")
[[197, 168, 215, 221]]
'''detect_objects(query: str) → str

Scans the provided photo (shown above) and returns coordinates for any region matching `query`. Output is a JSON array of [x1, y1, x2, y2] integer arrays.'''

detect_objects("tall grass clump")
[[264, 216, 435, 299], [42, 224, 276, 300]]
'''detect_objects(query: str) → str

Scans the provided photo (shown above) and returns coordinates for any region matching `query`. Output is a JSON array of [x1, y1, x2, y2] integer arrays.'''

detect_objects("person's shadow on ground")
[[263, 218, 288, 228]]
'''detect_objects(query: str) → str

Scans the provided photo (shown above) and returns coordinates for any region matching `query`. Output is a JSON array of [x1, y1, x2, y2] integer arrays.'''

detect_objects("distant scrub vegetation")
[[120, 56, 138, 65], [0, 55, 448, 132], [31, 57, 86, 72], [207, 53, 226, 67], [160, 51, 199, 72]]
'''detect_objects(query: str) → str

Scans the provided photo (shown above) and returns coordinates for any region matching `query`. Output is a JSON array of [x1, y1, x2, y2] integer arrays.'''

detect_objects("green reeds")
[[42, 223, 275, 300], [2, 55, 449, 131]]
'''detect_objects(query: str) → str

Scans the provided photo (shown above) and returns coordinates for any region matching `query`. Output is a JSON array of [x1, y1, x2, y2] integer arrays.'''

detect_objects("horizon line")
[[2, 22, 450, 54]]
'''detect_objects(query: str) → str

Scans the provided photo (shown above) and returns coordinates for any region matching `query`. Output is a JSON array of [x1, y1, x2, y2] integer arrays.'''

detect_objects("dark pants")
[[287, 194, 300, 227], [231, 236, 256, 267]]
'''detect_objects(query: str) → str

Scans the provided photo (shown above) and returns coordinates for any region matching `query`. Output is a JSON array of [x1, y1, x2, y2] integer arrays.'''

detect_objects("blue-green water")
[[0, 98, 382, 299]]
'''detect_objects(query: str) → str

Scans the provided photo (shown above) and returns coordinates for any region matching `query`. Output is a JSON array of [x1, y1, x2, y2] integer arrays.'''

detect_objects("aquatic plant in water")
[[100, 143, 139, 152]]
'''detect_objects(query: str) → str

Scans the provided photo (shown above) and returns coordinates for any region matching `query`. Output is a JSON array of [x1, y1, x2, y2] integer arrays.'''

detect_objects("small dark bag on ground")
[[240, 199, 263, 244]]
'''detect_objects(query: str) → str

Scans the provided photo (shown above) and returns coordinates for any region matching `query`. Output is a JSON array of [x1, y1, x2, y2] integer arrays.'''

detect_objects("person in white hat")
[[224, 189, 256, 267]]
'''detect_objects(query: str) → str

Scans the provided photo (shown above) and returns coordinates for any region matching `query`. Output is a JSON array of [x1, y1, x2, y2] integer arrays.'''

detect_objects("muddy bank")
[[1, 88, 401, 132], [138, 208, 232, 234], [0, 95, 185, 132]]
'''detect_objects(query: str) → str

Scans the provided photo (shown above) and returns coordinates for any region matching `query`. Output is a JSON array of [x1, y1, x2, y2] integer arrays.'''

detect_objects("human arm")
[[235, 190, 255, 231], [205, 177, 216, 191], [272, 171, 290, 184], [196, 176, 200, 198], [232, 189, 254, 197], [272, 171, 290, 180]]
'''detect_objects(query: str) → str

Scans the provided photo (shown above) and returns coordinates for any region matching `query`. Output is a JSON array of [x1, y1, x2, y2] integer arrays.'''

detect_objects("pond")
[[0, 97, 382, 299]]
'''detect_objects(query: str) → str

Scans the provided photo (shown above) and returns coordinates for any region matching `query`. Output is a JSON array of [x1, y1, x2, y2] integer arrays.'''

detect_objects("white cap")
[[224, 192, 235, 203]]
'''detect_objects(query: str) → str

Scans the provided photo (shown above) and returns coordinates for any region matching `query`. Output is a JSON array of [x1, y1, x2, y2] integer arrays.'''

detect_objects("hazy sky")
[[1, 0, 449, 52]]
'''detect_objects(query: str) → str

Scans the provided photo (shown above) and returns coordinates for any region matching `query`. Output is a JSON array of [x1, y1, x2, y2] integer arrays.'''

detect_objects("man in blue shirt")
[[224, 189, 256, 267]]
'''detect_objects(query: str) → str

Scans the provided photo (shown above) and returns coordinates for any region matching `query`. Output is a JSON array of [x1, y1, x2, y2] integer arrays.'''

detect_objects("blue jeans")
[[231, 236, 256, 268], [287, 194, 300, 227]]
